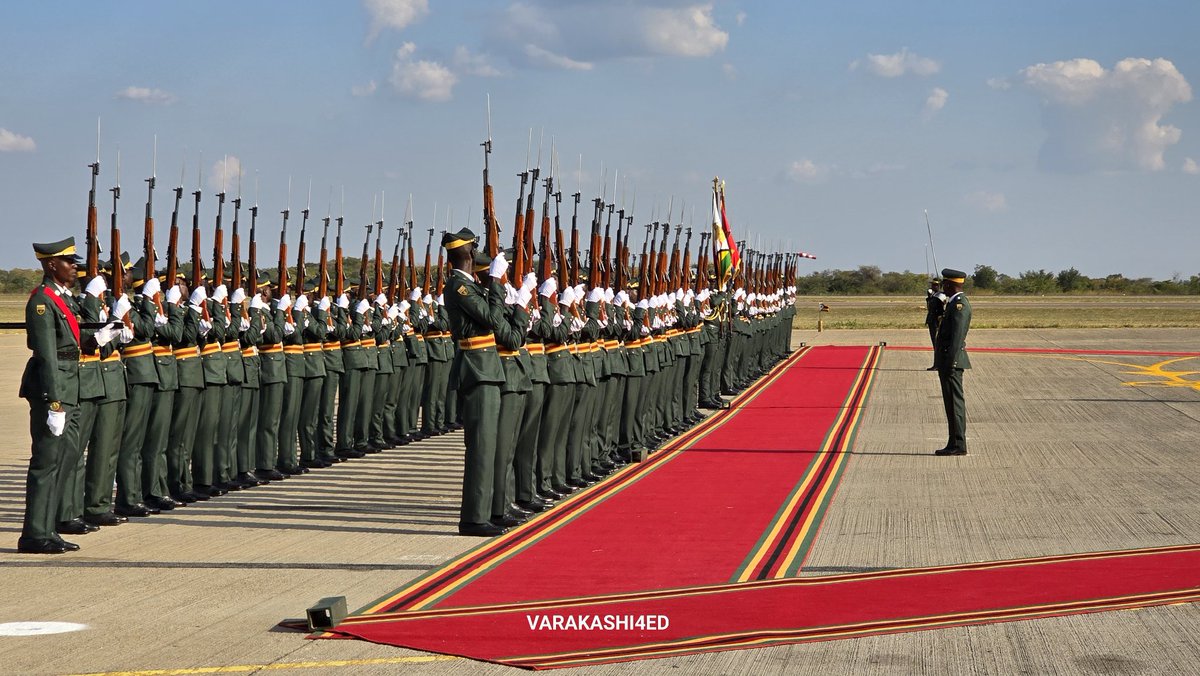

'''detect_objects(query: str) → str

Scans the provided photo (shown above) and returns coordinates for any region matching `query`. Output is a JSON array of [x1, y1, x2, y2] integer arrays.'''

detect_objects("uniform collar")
[[947, 291, 964, 302], [453, 268, 475, 282]]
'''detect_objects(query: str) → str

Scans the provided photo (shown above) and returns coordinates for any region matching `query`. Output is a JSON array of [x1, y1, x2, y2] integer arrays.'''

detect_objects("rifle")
[[435, 229, 446, 297], [569, 188, 581, 287], [681, 227, 693, 293], [695, 231, 709, 294], [638, 222, 652, 296], [334, 187, 344, 299], [588, 167, 605, 289], [482, 95, 500, 262], [317, 188, 331, 301], [539, 170, 553, 287], [520, 132, 541, 280], [553, 189, 565, 302], [387, 223, 402, 302], [247, 174, 259, 294], [422, 226, 434, 295], [110, 148, 128, 325], [405, 210, 416, 293], [357, 221, 371, 302], [166, 159, 183, 291], [374, 192, 384, 296], [668, 224, 682, 293], [512, 130, 530, 280], [86, 118, 101, 280], [144, 137, 162, 314], [231, 171, 246, 319], [294, 179, 311, 298], [655, 215, 669, 297], [190, 156, 209, 320], [614, 189, 626, 291], [278, 176, 291, 297], [212, 157, 227, 292]]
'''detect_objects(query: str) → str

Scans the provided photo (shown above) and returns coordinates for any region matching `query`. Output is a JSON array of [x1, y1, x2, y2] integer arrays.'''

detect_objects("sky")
[[1, 0, 1198, 279]]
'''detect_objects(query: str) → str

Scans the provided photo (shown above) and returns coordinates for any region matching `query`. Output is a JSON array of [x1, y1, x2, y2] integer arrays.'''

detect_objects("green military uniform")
[[620, 295, 649, 459], [934, 268, 972, 456], [194, 288, 228, 492], [493, 275, 532, 524], [367, 297, 392, 451], [314, 292, 347, 463], [335, 293, 367, 457], [422, 296, 452, 435], [352, 294, 378, 453], [298, 289, 330, 466], [168, 285, 206, 499], [402, 290, 431, 439], [68, 284, 110, 531], [254, 291, 288, 478], [236, 287, 267, 482], [277, 294, 307, 472], [216, 288, 245, 487], [538, 291, 575, 496]]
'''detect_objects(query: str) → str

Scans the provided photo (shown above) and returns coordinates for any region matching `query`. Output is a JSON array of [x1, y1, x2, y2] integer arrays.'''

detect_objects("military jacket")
[[444, 269, 504, 390], [934, 293, 972, 370], [258, 302, 288, 386], [239, 305, 265, 389], [540, 297, 575, 385], [152, 299, 185, 392]]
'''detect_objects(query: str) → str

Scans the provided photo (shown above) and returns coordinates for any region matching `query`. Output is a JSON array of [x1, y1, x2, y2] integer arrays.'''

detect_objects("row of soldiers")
[[18, 228, 797, 552]]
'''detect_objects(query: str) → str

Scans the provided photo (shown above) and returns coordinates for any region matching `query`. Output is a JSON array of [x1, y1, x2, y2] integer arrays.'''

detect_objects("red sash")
[[32, 286, 81, 344]]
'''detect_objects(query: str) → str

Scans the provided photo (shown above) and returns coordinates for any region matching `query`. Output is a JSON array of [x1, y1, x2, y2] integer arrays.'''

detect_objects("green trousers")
[[217, 385, 241, 482], [369, 370, 391, 447], [317, 373, 339, 456], [336, 369, 361, 452], [460, 383, 501, 525], [423, 360, 449, 432], [299, 376, 324, 461], [620, 375, 643, 454], [698, 338, 718, 403], [61, 399, 99, 522], [539, 382, 572, 492], [353, 368, 376, 450], [405, 364, 426, 435], [145, 388, 176, 500], [237, 387, 258, 473], [565, 383, 589, 481], [383, 366, 402, 441], [167, 386, 202, 494], [255, 382, 283, 471], [23, 401, 80, 540], [83, 398, 125, 517], [495, 389, 527, 517], [938, 367, 968, 452], [514, 382, 544, 502], [117, 383, 155, 507], [684, 353, 701, 416], [194, 385, 223, 485], [278, 377, 303, 468]]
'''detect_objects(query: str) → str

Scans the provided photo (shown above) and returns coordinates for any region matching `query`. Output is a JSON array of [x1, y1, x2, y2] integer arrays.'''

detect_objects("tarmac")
[[1, 328, 1197, 675]]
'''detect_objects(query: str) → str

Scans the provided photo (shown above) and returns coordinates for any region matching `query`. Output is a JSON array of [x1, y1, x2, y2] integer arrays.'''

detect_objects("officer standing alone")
[[933, 268, 972, 456]]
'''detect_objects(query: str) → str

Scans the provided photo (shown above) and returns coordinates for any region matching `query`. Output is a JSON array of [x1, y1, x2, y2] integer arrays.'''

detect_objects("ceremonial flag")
[[797, 251, 817, 260], [711, 181, 740, 288]]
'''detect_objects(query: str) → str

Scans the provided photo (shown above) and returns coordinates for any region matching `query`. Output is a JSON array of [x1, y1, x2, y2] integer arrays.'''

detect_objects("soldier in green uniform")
[[141, 273, 187, 507], [441, 228, 509, 537], [194, 278, 230, 495], [619, 286, 648, 460], [19, 237, 110, 553], [925, 278, 946, 370], [254, 281, 289, 480], [934, 268, 972, 456], [696, 287, 722, 409], [215, 283, 249, 488], [298, 286, 331, 467], [402, 286, 431, 441], [235, 282, 269, 483], [383, 293, 408, 446], [352, 290, 379, 454], [422, 291, 452, 436], [491, 255, 534, 527], [277, 288, 308, 472], [366, 292, 393, 452], [537, 278, 575, 499], [515, 271, 556, 511], [313, 286, 347, 464], [334, 289, 367, 459]]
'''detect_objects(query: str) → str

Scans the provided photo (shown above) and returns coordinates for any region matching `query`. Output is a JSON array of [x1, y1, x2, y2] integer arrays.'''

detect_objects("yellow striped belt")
[[360, 338, 377, 348], [303, 343, 323, 352], [323, 343, 342, 351], [603, 340, 619, 350], [259, 344, 283, 354], [200, 343, 222, 356], [525, 343, 546, 355], [426, 331, 451, 338], [283, 345, 304, 354], [175, 347, 201, 359], [221, 341, 240, 353], [414, 334, 426, 341], [687, 327, 702, 334], [546, 344, 569, 354], [340, 339, 361, 348], [102, 353, 121, 363], [458, 334, 496, 351], [241, 347, 258, 357], [626, 338, 644, 348], [153, 346, 174, 357], [497, 348, 520, 357], [122, 343, 153, 358], [79, 353, 101, 363]]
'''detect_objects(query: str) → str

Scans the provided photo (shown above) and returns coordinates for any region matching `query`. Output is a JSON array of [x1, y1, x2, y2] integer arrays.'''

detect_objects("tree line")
[[792, 265, 1200, 295]]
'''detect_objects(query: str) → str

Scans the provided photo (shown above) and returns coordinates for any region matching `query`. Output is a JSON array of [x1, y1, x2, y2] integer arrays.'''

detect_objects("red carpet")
[[321, 345, 1200, 668]]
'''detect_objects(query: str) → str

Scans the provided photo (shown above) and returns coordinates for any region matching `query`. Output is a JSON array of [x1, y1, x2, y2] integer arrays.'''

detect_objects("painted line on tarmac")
[[0, 621, 88, 636], [64, 655, 460, 676]]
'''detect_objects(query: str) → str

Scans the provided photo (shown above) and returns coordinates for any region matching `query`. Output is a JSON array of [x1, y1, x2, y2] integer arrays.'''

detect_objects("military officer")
[[933, 268, 972, 456], [925, 278, 946, 370]]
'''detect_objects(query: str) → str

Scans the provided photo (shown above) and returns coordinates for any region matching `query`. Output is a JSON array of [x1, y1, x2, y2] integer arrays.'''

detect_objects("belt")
[[200, 343, 221, 356], [414, 334, 425, 341], [175, 347, 200, 359], [360, 338, 377, 347], [626, 338, 644, 348], [687, 327, 703, 334], [546, 344, 569, 354], [221, 340, 241, 353], [58, 349, 81, 360], [458, 334, 496, 350], [425, 331, 450, 338], [603, 340, 619, 350], [153, 346, 174, 357], [122, 343, 153, 358], [102, 353, 121, 363], [79, 353, 100, 363], [259, 344, 283, 354], [497, 348, 520, 357], [323, 343, 342, 350], [283, 345, 304, 354], [303, 343, 323, 352], [340, 339, 361, 348], [241, 346, 258, 357], [525, 343, 545, 355]]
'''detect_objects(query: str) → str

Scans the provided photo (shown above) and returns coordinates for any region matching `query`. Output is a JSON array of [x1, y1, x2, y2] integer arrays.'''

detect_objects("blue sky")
[[1, 1, 1198, 279]]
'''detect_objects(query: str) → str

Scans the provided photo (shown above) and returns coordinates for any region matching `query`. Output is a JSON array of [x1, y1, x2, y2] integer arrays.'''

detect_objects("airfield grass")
[[2, 294, 1200, 330]]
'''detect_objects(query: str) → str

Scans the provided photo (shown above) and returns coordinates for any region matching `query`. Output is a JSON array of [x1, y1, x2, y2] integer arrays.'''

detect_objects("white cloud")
[[735, 11, 747, 26], [722, 63, 737, 80], [115, 86, 177, 105], [488, 2, 727, 71], [0, 127, 36, 152], [364, 0, 428, 44], [986, 77, 1012, 91], [923, 87, 949, 118], [453, 46, 504, 77], [351, 80, 378, 96], [389, 43, 458, 102], [1184, 157, 1199, 174], [1020, 57, 1192, 172], [208, 156, 244, 193], [963, 190, 1007, 212], [850, 47, 940, 78], [786, 159, 830, 184]]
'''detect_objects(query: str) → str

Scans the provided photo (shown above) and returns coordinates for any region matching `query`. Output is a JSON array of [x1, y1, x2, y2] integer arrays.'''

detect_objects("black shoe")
[[508, 504, 533, 517], [335, 448, 366, 459], [219, 480, 244, 492], [56, 519, 96, 535], [145, 496, 179, 511], [17, 537, 68, 554], [551, 483, 575, 495], [300, 459, 330, 469], [439, 426, 452, 435], [567, 478, 591, 489], [52, 534, 81, 551], [934, 447, 968, 456], [596, 460, 616, 471], [459, 522, 507, 537], [926, 366, 937, 371], [319, 455, 346, 464], [115, 503, 155, 517], [490, 514, 524, 528], [581, 472, 602, 482], [196, 484, 226, 498], [255, 469, 286, 482], [515, 499, 549, 513], [363, 444, 384, 454], [537, 489, 563, 502], [83, 512, 127, 526], [278, 465, 308, 475], [236, 472, 265, 487]]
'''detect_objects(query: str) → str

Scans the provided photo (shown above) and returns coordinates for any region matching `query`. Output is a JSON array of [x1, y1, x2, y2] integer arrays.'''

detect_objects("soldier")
[[235, 280, 270, 483], [925, 278, 946, 371], [441, 228, 508, 537], [334, 286, 367, 459], [19, 237, 116, 553], [194, 275, 230, 495], [366, 291, 393, 453], [492, 255, 534, 527], [934, 268, 972, 456], [313, 281, 347, 464], [298, 283, 331, 468], [537, 277, 575, 500], [278, 287, 307, 473], [422, 291, 452, 436]]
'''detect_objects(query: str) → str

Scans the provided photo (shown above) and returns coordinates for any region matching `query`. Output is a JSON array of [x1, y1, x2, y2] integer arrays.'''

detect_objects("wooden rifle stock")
[[317, 215, 330, 301], [387, 227, 401, 301], [422, 228, 433, 294], [373, 219, 384, 296], [294, 205, 309, 298], [522, 167, 538, 279], [247, 204, 258, 295], [681, 227, 693, 292], [86, 159, 101, 279], [357, 225, 371, 302], [166, 185, 182, 290], [434, 234, 446, 297]]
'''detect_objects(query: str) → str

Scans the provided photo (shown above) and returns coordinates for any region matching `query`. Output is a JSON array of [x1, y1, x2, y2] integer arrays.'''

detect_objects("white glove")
[[521, 272, 537, 292], [586, 287, 603, 303], [277, 293, 292, 312], [142, 277, 161, 299], [199, 319, 212, 335], [317, 296, 331, 311], [697, 289, 710, 303], [250, 294, 266, 311], [616, 290, 629, 305], [376, 293, 389, 307], [119, 326, 135, 343], [387, 305, 401, 320], [294, 294, 309, 313], [212, 284, 228, 302], [337, 293, 350, 309], [640, 324, 650, 336], [94, 324, 116, 347], [637, 299, 649, 310], [189, 287, 207, 305], [282, 321, 295, 335], [419, 307, 430, 320], [239, 317, 250, 331], [409, 288, 421, 301], [230, 287, 246, 304], [503, 283, 520, 306], [935, 292, 947, 302], [422, 293, 433, 305], [85, 275, 107, 298], [154, 312, 168, 326], [113, 295, 132, 320], [604, 288, 615, 303], [488, 251, 509, 279], [623, 319, 633, 331], [361, 322, 373, 334], [559, 285, 576, 306], [166, 286, 182, 305], [570, 316, 584, 332], [189, 303, 203, 315], [538, 277, 558, 298], [47, 410, 66, 437], [399, 300, 411, 314], [355, 299, 370, 315], [517, 287, 533, 308], [436, 294, 444, 305], [552, 312, 563, 327]]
